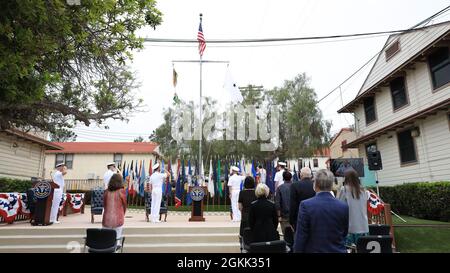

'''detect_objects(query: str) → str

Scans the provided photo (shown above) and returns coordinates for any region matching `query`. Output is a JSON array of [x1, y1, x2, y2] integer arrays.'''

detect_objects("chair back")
[[249, 240, 287, 253], [356, 235, 393, 253], [369, 224, 391, 236], [91, 189, 104, 209], [85, 228, 117, 253]]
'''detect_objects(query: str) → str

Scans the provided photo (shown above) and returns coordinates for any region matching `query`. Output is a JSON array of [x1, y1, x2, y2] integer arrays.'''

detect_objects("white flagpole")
[[199, 13, 203, 186]]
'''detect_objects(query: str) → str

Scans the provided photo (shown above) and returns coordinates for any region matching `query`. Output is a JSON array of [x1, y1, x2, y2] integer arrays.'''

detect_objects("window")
[[341, 140, 348, 152], [366, 142, 377, 153], [55, 154, 74, 169], [385, 40, 400, 61], [114, 153, 123, 166], [428, 47, 450, 90], [55, 154, 64, 167], [397, 129, 417, 164], [390, 76, 408, 110], [363, 97, 376, 125], [313, 159, 319, 168]]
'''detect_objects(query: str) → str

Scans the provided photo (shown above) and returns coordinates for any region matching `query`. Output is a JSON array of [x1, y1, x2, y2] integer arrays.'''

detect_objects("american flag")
[[197, 19, 206, 56]]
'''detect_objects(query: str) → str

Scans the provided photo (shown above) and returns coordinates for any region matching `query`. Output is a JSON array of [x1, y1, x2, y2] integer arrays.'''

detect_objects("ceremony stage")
[[0, 208, 241, 253]]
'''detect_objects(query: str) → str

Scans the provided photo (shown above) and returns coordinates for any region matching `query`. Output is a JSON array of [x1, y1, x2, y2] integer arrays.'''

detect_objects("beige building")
[[329, 128, 360, 159], [286, 148, 331, 173], [338, 21, 450, 185], [44, 142, 160, 180], [0, 128, 62, 180]]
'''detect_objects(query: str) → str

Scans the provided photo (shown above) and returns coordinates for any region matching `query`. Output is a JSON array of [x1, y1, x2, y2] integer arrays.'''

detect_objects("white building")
[[338, 21, 450, 186], [286, 148, 331, 173], [44, 142, 160, 180], [0, 128, 62, 180]]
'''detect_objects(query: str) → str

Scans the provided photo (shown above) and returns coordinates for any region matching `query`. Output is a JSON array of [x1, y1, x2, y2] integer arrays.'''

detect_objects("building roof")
[[338, 20, 450, 113], [1, 128, 63, 150], [313, 147, 331, 157], [329, 128, 353, 146], [45, 142, 159, 154]]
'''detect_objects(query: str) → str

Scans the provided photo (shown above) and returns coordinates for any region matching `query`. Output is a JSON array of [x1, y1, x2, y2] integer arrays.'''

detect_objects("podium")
[[31, 178, 59, 226], [188, 186, 206, 222]]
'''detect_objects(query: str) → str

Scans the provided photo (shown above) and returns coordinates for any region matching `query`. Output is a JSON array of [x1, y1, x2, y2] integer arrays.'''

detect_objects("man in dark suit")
[[294, 169, 349, 253], [289, 167, 316, 230]]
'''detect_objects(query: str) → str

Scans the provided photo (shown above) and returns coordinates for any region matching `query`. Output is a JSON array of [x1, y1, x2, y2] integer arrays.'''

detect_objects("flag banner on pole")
[[224, 66, 243, 103], [208, 159, 214, 198], [293, 163, 299, 182], [251, 160, 257, 179], [213, 159, 218, 195], [217, 159, 222, 197], [173, 67, 178, 87], [166, 160, 172, 197], [186, 159, 192, 205], [197, 16, 206, 56], [175, 159, 182, 208], [139, 160, 146, 197]]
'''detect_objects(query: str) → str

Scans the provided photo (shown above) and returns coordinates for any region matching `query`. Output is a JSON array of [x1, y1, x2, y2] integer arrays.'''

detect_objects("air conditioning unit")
[[87, 173, 95, 180]]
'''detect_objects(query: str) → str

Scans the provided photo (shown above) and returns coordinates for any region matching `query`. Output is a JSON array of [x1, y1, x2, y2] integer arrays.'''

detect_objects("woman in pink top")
[[103, 173, 127, 239]]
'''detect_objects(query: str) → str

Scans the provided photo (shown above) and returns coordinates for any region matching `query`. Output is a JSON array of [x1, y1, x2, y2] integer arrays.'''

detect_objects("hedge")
[[0, 178, 33, 193], [376, 181, 450, 222]]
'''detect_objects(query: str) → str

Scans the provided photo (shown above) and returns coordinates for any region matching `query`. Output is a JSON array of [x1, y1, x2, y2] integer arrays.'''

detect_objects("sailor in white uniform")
[[50, 163, 67, 224], [148, 163, 170, 223], [274, 162, 287, 191], [103, 162, 117, 189], [228, 166, 245, 222]]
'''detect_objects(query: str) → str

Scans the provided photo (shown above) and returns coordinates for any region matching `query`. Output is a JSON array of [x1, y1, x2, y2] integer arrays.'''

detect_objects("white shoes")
[[151, 220, 161, 223], [54, 221, 60, 224]]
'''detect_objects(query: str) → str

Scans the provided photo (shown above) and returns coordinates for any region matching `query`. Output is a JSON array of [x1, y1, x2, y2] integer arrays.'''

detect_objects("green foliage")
[[150, 74, 331, 161], [0, 178, 33, 192], [378, 181, 450, 222], [0, 0, 162, 138]]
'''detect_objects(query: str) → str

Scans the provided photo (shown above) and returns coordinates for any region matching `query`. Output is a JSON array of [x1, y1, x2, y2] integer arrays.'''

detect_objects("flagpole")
[[199, 13, 203, 187]]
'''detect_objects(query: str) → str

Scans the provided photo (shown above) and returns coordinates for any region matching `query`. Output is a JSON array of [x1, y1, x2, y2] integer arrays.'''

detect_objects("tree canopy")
[[150, 73, 331, 161], [0, 0, 162, 139]]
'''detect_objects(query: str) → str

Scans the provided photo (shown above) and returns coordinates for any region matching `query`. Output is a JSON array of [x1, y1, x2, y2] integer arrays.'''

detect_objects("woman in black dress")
[[238, 176, 257, 236], [248, 183, 279, 243]]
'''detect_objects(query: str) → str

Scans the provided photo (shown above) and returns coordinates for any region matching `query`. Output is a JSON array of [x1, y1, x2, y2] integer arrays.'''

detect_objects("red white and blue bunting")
[[0, 193, 22, 223], [59, 193, 68, 214], [367, 191, 384, 216], [67, 193, 84, 213], [19, 193, 31, 216]]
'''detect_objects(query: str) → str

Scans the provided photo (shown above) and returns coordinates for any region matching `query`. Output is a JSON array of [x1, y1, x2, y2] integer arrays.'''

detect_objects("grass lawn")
[[392, 215, 450, 253]]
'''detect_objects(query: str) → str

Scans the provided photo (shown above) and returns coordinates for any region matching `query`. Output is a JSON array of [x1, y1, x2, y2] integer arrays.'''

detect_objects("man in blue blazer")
[[294, 169, 349, 253]]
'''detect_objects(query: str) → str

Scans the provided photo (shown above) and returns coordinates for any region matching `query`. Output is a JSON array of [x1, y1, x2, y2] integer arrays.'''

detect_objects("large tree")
[[149, 75, 331, 161], [0, 0, 162, 138]]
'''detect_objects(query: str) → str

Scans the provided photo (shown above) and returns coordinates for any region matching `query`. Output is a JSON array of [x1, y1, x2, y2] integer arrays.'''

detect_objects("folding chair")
[[369, 224, 391, 236], [90, 188, 104, 223], [84, 228, 125, 253], [249, 240, 287, 253], [356, 235, 393, 253]]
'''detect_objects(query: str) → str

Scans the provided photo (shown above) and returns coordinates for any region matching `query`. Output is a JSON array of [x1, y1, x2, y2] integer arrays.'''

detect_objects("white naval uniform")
[[274, 169, 285, 190], [50, 170, 64, 223], [103, 169, 115, 189], [149, 171, 167, 222], [258, 169, 266, 184], [228, 174, 245, 222]]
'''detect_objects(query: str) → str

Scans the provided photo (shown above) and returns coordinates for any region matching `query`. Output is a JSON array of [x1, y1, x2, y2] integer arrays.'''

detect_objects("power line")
[[144, 31, 391, 48], [142, 24, 442, 44], [317, 5, 450, 104]]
